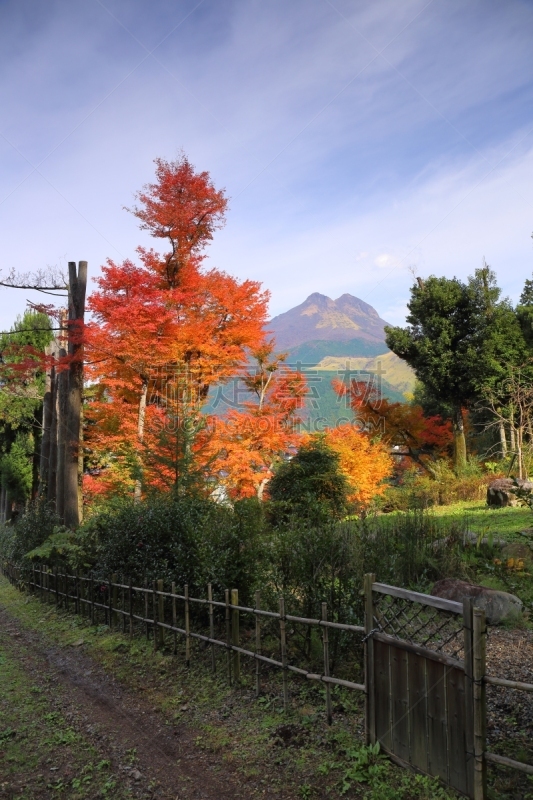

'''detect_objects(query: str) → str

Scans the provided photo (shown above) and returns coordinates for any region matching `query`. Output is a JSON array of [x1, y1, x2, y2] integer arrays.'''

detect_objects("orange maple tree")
[[332, 377, 453, 474], [84, 155, 269, 500], [322, 425, 393, 509], [203, 342, 307, 500]]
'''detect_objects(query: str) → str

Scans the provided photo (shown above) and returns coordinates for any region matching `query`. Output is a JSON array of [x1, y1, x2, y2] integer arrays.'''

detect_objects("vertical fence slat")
[[364, 573, 376, 745], [231, 589, 240, 683], [184, 584, 190, 667], [473, 607, 487, 800], [255, 590, 261, 697], [322, 602, 332, 725], [157, 579, 164, 649], [172, 582, 177, 656], [129, 579, 133, 639], [463, 599, 475, 799], [279, 597, 289, 711], [90, 572, 95, 624], [152, 581, 158, 652], [208, 583, 215, 674], [144, 578, 149, 640], [225, 589, 232, 684]]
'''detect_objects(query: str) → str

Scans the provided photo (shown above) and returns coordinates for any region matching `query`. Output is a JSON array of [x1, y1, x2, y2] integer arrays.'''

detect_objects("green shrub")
[[268, 440, 348, 526], [0, 501, 60, 563]]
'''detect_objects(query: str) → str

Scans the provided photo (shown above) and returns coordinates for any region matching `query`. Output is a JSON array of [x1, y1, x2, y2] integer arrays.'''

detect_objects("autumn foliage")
[[84, 156, 269, 499], [323, 425, 393, 508], [333, 377, 453, 474]]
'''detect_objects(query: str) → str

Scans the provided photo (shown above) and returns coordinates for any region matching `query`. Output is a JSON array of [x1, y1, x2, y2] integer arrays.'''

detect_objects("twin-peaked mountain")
[[268, 293, 416, 413], [268, 292, 390, 350]]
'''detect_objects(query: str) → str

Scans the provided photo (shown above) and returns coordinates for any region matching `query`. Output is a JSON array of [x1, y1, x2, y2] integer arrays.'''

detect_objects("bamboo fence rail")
[[1, 558, 532, 794]]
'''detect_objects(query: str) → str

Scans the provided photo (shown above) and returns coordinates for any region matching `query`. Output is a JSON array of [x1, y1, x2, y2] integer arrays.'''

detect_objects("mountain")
[[268, 292, 390, 350], [267, 293, 417, 413]]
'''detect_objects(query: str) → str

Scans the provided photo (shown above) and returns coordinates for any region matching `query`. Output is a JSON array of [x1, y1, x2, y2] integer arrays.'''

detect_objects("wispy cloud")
[[0, 0, 532, 327]]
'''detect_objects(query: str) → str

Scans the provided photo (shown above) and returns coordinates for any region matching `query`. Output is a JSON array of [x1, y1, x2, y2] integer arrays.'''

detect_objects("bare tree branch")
[[0, 266, 67, 291]]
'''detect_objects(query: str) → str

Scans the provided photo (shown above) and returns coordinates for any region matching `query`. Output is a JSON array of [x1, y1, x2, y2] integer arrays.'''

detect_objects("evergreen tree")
[[385, 267, 525, 472], [0, 311, 52, 517]]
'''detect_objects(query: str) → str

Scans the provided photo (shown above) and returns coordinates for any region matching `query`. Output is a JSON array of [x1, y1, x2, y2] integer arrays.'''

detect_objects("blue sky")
[[1, 0, 533, 330]]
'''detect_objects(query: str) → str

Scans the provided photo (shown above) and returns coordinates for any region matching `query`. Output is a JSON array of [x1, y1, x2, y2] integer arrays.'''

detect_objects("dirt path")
[[0, 604, 254, 799]]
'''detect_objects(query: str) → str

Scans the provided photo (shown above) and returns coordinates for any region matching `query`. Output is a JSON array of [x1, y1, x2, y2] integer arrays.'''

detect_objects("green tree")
[[386, 268, 525, 472], [267, 439, 348, 525], [0, 311, 52, 517]]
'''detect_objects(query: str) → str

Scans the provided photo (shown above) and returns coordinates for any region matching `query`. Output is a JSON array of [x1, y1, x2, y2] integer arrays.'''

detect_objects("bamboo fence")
[[1, 558, 532, 793]]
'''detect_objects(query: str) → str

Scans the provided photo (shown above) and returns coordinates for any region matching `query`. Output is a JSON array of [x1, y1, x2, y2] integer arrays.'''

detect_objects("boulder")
[[486, 478, 533, 507], [501, 541, 533, 569], [431, 578, 523, 625]]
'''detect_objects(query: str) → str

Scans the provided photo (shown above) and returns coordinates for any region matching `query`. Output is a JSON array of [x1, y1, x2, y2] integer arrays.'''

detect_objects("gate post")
[[364, 573, 376, 745], [473, 607, 487, 800]]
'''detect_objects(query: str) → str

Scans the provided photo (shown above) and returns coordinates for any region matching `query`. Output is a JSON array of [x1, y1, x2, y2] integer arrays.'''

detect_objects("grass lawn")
[[428, 501, 533, 540]]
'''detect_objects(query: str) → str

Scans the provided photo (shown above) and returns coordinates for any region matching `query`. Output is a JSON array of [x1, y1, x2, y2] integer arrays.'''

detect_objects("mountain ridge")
[[268, 292, 391, 350]]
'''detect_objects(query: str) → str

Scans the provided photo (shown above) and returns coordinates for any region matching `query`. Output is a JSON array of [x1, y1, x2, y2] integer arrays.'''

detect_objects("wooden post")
[[90, 572, 95, 625], [121, 576, 126, 634], [64, 570, 69, 611], [322, 602, 333, 725], [56, 336, 68, 522], [39, 343, 54, 495], [152, 581, 158, 651], [231, 589, 240, 683], [64, 260, 87, 529], [364, 573, 376, 745], [473, 607, 487, 800], [75, 569, 80, 615], [157, 579, 164, 648], [172, 581, 177, 655], [47, 345, 58, 506], [255, 590, 261, 697], [129, 579, 133, 639], [108, 577, 113, 628], [225, 589, 232, 684], [111, 574, 118, 628], [208, 583, 215, 673], [144, 578, 149, 640], [54, 566, 59, 606], [184, 584, 190, 667], [279, 597, 289, 711], [463, 598, 475, 799]]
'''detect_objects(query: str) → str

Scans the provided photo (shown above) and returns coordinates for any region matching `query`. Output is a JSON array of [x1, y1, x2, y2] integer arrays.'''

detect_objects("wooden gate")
[[364, 575, 486, 799]]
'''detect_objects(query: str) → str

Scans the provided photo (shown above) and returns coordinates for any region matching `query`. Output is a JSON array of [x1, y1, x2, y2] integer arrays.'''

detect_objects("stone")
[[486, 478, 533, 507], [501, 541, 533, 568], [431, 578, 523, 624]]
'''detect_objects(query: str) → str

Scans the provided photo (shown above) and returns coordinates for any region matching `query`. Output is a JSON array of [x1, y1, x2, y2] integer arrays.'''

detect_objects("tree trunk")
[[47, 355, 58, 506], [56, 346, 68, 522], [64, 261, 87, 529], [134, 379, 148, 504], [39, 343, 54, 496], [498, 419, 507, 459], [452, 405, 467, 474]]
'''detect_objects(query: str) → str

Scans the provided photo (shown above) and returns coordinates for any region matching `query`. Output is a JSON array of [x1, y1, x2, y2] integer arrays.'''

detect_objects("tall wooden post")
[[364, 573, 376, 745], [64, 260, 87, 529], [39, 343, 54, 495], [473, 607, 487, 800], [47, 341, 59, 506]]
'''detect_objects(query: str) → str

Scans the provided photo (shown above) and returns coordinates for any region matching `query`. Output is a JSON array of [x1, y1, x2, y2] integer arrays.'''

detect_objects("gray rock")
[[486, 478, 533, 507], [431, 578, 523, 624]]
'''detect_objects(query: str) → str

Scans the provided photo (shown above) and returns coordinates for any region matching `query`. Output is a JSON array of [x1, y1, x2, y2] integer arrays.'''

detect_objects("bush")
[[381, 461, 497, 511], [268, 440, 348, 526], [84, 494, 266, 605], [0, 501, 61, 563]]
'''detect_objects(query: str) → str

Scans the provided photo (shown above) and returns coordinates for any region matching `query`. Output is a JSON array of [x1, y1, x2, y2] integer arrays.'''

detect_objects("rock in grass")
[[431, 579, 523, 625], [486, 478, 533, 507]]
